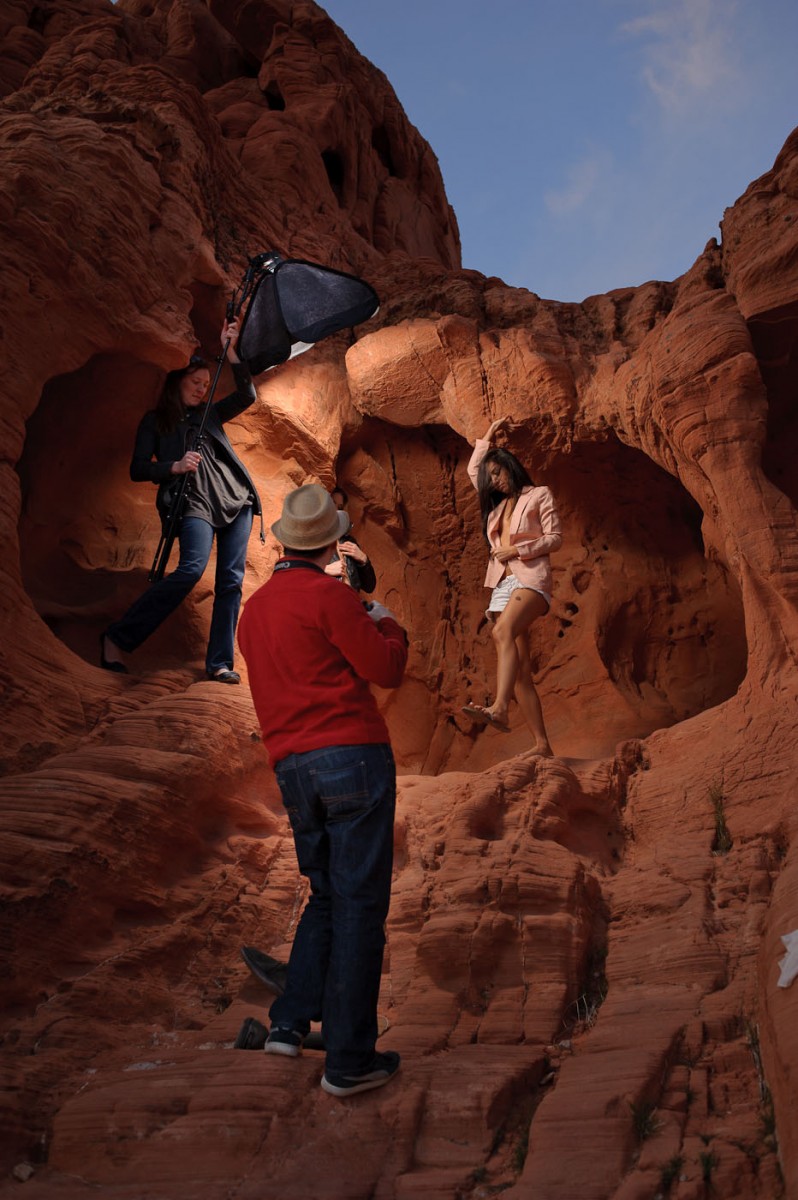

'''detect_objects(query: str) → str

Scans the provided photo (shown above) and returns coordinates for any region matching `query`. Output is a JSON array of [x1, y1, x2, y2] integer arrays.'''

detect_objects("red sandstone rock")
[[1, 1, 797, 1198]]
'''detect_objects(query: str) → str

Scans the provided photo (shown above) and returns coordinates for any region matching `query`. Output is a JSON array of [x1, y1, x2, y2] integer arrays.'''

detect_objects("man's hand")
[[365, 601, 397, 624]]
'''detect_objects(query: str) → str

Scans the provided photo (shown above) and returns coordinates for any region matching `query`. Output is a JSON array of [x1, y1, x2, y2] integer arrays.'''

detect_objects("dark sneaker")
[[321, 1051, 400, 1097], [264, 1027, 304, 1057], [207, 669, 240, 684]]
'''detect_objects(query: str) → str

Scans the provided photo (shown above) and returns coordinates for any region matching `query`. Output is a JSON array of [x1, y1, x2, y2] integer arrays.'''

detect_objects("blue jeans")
[[270, 743, 396, 1074], [106, 506, 252, 673]]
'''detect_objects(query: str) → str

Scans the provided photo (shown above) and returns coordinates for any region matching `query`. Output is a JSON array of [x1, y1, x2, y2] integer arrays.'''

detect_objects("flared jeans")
[[106, 506, 252, 673]]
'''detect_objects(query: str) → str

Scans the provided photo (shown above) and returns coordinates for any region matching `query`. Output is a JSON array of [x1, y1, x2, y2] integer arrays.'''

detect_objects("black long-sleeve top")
[[130, 361, 262, 532]]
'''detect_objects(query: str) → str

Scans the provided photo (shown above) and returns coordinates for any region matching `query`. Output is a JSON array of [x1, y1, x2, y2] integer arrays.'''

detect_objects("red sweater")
[[237, 559, 408, 764]]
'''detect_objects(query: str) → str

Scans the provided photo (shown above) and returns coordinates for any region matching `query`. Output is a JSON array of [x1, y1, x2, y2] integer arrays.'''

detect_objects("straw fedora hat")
[[271, 484, 350, 550]]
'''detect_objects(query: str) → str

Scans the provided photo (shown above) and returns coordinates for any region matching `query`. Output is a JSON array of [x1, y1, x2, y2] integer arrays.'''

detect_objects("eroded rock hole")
[[371, 125, 396, 176], [321, 149, 345, 205], [546, 438, 746, 735], [263, 81, 285, 111], [16, 353, 201, 669], [749, 307, 798, 507]]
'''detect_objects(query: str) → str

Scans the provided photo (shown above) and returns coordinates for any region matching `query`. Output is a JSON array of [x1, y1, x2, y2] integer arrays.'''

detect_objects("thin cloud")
[[620, 0, 742, 116], [544, 150, 611, 216]]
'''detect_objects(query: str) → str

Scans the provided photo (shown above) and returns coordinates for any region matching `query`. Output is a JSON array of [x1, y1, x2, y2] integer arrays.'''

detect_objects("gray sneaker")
[[321, 1051, 400, 1096], [264, 1027, 304, 1057]]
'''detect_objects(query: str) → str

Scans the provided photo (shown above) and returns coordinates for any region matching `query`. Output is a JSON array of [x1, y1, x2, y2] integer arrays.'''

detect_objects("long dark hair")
[[154, 356, 209, 435], [477, 448, 534, 535]]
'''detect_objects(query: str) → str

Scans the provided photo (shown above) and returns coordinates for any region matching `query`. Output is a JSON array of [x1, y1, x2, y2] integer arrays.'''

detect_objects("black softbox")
[[238, 256, 379, 374]]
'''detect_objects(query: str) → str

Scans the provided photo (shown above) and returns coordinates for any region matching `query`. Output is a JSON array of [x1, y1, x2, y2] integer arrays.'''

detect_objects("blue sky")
[[322, 0, 798, 302]]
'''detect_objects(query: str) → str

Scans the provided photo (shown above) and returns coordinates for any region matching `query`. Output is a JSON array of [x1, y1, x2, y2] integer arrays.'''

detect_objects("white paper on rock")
[[776, 929, 798, 988]]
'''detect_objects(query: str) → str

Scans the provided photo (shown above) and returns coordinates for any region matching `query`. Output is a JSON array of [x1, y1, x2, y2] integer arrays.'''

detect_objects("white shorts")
[[486, 574, 551, 618]]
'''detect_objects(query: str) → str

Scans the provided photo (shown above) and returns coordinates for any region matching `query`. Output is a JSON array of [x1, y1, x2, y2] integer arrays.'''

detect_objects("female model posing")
[[100, 317, 261, 683], [462, 416, 561, 753]]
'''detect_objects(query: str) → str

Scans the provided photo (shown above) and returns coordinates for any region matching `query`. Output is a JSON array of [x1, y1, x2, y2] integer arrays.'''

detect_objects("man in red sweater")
[[237, 484, 408, 1097]]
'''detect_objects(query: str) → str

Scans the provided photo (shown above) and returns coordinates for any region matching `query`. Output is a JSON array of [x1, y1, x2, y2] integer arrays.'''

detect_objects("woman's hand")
[[222, 316, 241, 363], [171, 450, 201, 475], [338, 540, 367, 564], [485, 416, 512, 442], [491, 546, 519, 563], [324, 558, 346, 578]]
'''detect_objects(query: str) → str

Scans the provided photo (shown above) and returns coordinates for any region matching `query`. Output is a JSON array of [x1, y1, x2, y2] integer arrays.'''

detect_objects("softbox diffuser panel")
[[274, 261, 380, 344], [238, 256, 379, 375], [238, 273, 294, 375]]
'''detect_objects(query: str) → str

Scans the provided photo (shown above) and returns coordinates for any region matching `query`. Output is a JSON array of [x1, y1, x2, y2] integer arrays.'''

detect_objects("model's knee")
[[215, 576, 244, 598], [491, 624, 514, 649], [169, 563, 204, 591]]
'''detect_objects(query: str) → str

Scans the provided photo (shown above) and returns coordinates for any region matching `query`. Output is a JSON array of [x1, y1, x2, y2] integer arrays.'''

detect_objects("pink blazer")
[[467, 438, 562, 592]]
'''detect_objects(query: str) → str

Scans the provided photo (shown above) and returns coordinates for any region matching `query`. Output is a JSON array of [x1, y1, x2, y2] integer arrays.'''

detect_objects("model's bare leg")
[[513, 629, 553, 755], [485, 589, 549, 726]]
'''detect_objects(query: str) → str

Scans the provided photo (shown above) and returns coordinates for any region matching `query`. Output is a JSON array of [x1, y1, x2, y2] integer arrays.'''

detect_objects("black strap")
[[273, 558, 325, 574]]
